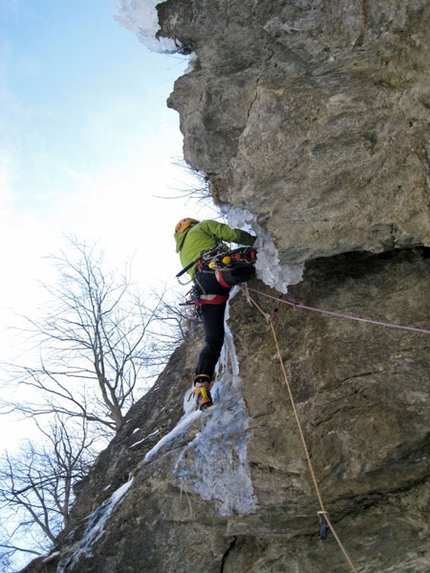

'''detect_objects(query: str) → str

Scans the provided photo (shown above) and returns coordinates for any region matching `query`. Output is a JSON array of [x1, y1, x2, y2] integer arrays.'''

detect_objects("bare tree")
[[7, 237, 165, 433], [0, 237, 186, 568], [0, 415, 95, 569], [149, 282, 202, 348]]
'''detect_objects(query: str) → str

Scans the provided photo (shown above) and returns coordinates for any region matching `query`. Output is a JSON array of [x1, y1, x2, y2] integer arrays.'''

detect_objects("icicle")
[[222, 205, 304, 293]]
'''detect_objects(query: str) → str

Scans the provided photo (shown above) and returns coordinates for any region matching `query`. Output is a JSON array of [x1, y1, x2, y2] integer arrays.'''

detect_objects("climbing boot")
[[194, 375, 213, 410]]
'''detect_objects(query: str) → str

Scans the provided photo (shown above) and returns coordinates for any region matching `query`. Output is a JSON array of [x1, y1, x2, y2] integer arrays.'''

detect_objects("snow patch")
[[42, 551, 60, 564], [129, 428, 161, 449], [143, 411, 202, 463], [223, 206, 304, 293], [115, 0, 180, 53], [183, 52, 198, 74]]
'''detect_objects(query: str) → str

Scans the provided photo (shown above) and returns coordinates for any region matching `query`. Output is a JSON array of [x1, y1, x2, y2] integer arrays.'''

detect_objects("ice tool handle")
[[176, 254, 202, 279]]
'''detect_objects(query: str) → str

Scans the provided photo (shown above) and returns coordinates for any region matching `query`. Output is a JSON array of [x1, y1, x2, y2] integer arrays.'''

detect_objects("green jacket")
[[175, 220, 255, 278]]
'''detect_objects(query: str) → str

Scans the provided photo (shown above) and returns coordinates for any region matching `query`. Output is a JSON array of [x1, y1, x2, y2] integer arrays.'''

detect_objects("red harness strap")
[[200, 293, 229, 305], [215, 269, 230, 288]]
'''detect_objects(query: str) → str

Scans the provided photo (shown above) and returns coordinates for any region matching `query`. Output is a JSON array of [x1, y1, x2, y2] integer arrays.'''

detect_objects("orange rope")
[[242, 287, 359, 573], [269, 320, 358, 573]]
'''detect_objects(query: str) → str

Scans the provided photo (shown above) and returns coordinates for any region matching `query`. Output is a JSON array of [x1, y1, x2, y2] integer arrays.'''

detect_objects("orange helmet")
[[175, 218, 199, 234]]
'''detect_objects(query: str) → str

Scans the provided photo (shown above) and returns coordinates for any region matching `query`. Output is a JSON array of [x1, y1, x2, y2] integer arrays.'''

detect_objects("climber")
[[175, 218, 257, 410]]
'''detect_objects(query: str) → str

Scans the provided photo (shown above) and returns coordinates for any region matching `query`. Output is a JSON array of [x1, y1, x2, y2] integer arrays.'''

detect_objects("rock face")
[[24, 251, 430, 573], [22, 2, 430, 572], [164, 0, 430, 263]]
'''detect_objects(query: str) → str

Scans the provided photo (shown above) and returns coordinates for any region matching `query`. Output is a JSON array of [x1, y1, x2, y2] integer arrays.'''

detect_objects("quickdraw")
[[179, 286, 202, 308]]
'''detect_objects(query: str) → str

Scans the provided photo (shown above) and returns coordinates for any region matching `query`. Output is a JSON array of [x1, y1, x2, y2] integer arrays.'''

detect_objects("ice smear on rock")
[[57, 479, 133, 572], [141, 302, 258, 517], [174, 315, 258, 517], [173, 374, 258, 517], [223, 206, 304, 293]]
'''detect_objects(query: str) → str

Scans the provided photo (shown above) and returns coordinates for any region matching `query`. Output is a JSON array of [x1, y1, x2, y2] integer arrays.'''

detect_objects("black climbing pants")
[[196, 301, 228, 380], [194, 266, 231, 380], [192, 251, 256, 381]]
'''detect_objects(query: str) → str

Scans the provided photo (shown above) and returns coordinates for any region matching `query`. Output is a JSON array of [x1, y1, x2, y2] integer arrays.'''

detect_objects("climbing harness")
[[241, 286, 359, 573], [177, 244, 257, 304], [177, 244, 256, 280]]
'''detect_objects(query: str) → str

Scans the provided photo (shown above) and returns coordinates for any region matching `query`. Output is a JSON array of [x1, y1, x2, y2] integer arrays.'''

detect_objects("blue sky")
[[0, 0, 215, 319], [1, 0, 187, 214], [0, 0, 216, 449]]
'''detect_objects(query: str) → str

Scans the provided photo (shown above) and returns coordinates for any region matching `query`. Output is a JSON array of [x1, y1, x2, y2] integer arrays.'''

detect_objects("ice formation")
[[115, 0, 180, 53], [142, 304, 259, 517], [57, 479, 134, 572], [223, 206, 304, 293], [174, 324, 258, 517]]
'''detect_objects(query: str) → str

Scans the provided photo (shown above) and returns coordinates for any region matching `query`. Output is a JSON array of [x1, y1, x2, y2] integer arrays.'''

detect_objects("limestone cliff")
[[22, 1, 430, 572], [164, 0, 430, 263]]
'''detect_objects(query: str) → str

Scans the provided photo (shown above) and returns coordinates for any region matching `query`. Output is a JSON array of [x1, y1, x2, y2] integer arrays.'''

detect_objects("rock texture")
[[21, 1, 430, 572], [164, 0, 430, 263], [23, 250, 430, 573]]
